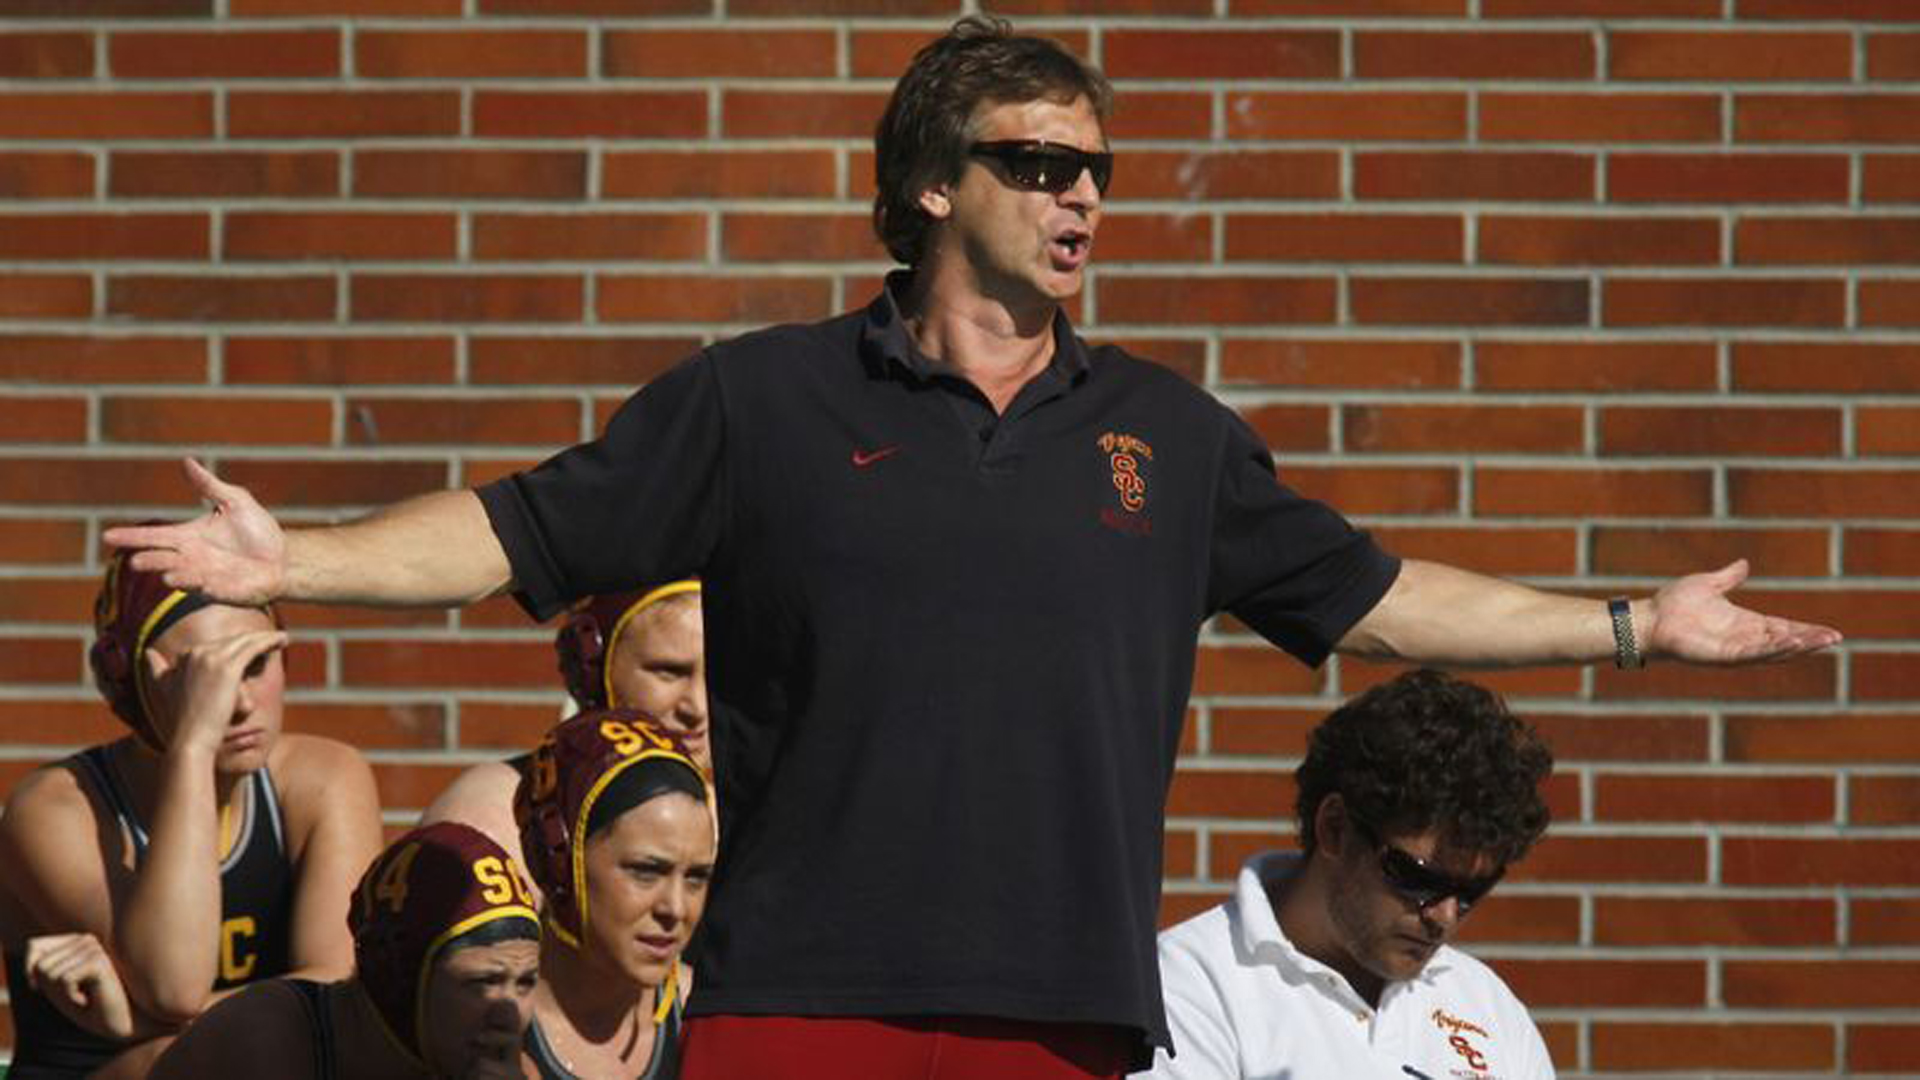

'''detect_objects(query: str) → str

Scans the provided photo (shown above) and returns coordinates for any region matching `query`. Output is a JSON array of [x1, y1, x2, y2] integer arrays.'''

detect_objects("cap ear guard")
[[555, 611, 608, 710]]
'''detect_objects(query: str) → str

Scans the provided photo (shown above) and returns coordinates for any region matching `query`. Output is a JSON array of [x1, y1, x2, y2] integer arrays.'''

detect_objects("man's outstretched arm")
[[103, 458, 510, 608], [1339, 556, 1841, 668]]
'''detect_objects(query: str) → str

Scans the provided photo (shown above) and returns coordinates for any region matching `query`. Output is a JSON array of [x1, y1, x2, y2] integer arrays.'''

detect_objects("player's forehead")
[[969, 95, 1105, 150]]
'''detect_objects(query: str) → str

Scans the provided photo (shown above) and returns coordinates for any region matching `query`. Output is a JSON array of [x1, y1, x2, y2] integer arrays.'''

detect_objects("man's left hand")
[[1644, 559, 1842, 665]]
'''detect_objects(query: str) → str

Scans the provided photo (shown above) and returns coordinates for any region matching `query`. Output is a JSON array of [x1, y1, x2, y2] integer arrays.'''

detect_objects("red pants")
[[679, 1014, 1136, 1080]]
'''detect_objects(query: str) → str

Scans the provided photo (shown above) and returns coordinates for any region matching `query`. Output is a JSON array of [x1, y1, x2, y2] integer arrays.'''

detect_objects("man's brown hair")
[[872, 16, 1112, 267]]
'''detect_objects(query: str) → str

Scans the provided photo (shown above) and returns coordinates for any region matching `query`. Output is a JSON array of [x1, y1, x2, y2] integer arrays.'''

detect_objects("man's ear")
[[1314, 793, 1352, 860], [917, 184, 953, 221]]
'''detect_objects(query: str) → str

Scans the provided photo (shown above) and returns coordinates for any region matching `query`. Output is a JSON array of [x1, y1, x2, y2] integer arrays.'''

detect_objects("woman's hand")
[[26, 931, 137, 1040], [143, 629, 287, 758]]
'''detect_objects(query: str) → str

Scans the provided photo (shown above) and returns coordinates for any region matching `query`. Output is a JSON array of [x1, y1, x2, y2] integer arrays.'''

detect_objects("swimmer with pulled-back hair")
[[0, 544, 382, 1079]]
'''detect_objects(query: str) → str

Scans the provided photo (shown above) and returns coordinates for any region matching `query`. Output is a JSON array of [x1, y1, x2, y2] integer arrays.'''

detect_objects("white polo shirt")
[[1138, 852, 1554, 1080]]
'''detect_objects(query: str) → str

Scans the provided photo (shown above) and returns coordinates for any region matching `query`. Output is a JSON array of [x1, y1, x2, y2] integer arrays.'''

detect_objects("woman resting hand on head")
[[0, 546, 382, 1079], [150, 822, 544, 1080], [514, 710, 717, 1080]]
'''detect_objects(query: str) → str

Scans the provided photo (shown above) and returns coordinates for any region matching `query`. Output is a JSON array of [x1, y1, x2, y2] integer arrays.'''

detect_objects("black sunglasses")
[[1356, 821, 1503, 914], [967, 140, 1113, 196]]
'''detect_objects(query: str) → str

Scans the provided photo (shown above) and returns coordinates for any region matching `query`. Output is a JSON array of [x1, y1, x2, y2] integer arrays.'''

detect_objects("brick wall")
[[3, 1, 1916, 1074]]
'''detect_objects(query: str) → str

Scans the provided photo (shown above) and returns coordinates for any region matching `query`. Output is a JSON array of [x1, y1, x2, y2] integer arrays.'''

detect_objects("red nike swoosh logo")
[[852, 446, 899, 467]]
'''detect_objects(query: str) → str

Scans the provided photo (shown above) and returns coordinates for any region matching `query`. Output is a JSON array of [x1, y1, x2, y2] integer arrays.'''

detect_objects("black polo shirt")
[[477, 276, 1400, 1055]]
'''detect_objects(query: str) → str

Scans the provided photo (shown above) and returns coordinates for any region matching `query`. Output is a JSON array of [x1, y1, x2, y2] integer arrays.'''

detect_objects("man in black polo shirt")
[[110, 17, 1839, 1079]]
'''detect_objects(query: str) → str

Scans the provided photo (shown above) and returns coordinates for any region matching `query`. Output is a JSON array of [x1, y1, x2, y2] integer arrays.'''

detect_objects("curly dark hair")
[[1294, 669, 1553, 867], [871, 16, 1112, 267]]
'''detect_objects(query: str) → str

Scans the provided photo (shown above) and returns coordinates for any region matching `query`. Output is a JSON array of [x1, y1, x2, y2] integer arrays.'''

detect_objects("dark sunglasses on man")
[[968, 140, 1113, 196], [1355, 820, 1504, 915]]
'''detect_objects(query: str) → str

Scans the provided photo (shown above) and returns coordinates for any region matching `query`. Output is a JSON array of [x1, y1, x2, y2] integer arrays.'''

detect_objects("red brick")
[[1476, 467, 1712, 517], [1163, 829, 1197, 879], [469, 336, 694, 387], [1611, 151, 1849, 204], [356, 150, 585, 200], [218, 458, 447, 508], [1107, 30, 1338, 80], [225, 212, 455, 262], [238, 0, 458, 12], [1124, 150, 1339, 202], [1499, 958, 1704, 1008], [1097, 338, 1205, 384], [1352, 277, 1589, 326], [1282, 465, 1460, 516], [1731, 468, 1920, 519], [1345, 404, 1582, 455], [0, 699, 121, 744], [371, 762, 470, 814], [1511, 835, 1707, 884], [344, 639, 551, 690], [1725, 837, 1920, 886], [1611, 30, 1853, 81], [0, 457, 191, 507], [1486, 0, 1714, 12], [275, 602, 446, 631], [1592, 526, 1830, 578], [345, 396, 579, 447], [352, 274, 582, 324], [1854, 1024, 1920, 1075], [1454, 895, 1582, 945], [1356, 31, 1593, 80], [1207, 705, 1318, 757], [475, 90, 704, 139], [1340, 662, 1583, 702], [1739, 93, 1920, 144], [1355, 151, 1594, 201], [1728, 960, 1920, 1008], [1593, 1023, 1834, 1072], [1099, 276, 1336, 327], [478, 0, 696, 12], [1854, 900, 1920, 945], [356, 29, 586, 79], [1871, 33, 1920, 79], [107, 275, 333, 323], [1479, 214, 1719, 266], [1227, 213, 1461, 263], [1604, 277, 1844, 328], [1368, 525, 1576, 576], [1595, 655, 1836, 702], [720, 213, 881, 264], [1734, 341, 1920, 392], [0, 274, 90, 318], [1531, 711, 1710, 762], [1483, 92, 1721, 143], [598, 275, 832, 326], [1596, 774, 1833, 823], [1742, 0, 1920, 20], [0, 519, 87, 563], [287, 701, 445, 750], [847, 28, 1091, 80], [1740, 216, 1920, 264], [1227, 92, 1465, 141], [1748, 585, 1920, 640], [0, 31, 91, 78], [1600, 405, 1840, 457], [1847, 528, 1920, 575], [1219, 339, 1459, 389], [1165, 768, 1292, 819], [1099, 92, 1212, 141], [110, 29, 337, 78], [475, 213, 706, 262], [0, 638, 82, 683], [101, 395, 331, 446], [726, 0, 950, 13], [110, 150, 336, 199], [0, 335, 204, 383], [1861, 407, 1920, 456], [0, 92, 209, 139], [1854, 775, 1920, 825], [1476, 340, 1716, 392], [229, 91, 458, 139], [1239, 0, 1463, 11], [455, 701, 560, 751], [603, 150, 834, 200], [1240, 405, 1332, 454], [1731, 712, 1920, 764], [1865, 154, 1920, 202], [1862, 280, 1920, 327], [1193, 646, 1322, 697], [1206, 833, 1292, 881], [225, 337, 452, 386], [0, 213, 207, 261], [1859, 652, 1920, 702], [0, 152, 93, 199], [0, 397, 81, 443], [1597, 897, 1835, 947], [604, 28, 834, 78], [1082, 214, 1207, 264], [722, 90, 886, 139]]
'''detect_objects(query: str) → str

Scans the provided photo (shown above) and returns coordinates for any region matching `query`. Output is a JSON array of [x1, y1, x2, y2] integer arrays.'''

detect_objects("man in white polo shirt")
[[1140, 669, 1555, 1080]]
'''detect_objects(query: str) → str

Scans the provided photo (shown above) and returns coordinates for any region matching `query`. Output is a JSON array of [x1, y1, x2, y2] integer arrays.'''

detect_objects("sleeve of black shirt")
[[475, 350, 727, 622], [1205, 407, 1401, 668]]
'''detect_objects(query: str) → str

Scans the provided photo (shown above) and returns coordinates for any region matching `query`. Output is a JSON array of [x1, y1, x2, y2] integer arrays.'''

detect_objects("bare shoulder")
[[419, 760, 525, 862], [2, 758, 93, 837], [270, 733, 380, 856], [149, 979, 315, 1080], [0, 755, 119, 933]]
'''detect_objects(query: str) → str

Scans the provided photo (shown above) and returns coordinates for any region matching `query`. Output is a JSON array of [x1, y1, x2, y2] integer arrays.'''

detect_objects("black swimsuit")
[[4, 747, 296, 1079], [524, 971, 685, 1080]]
